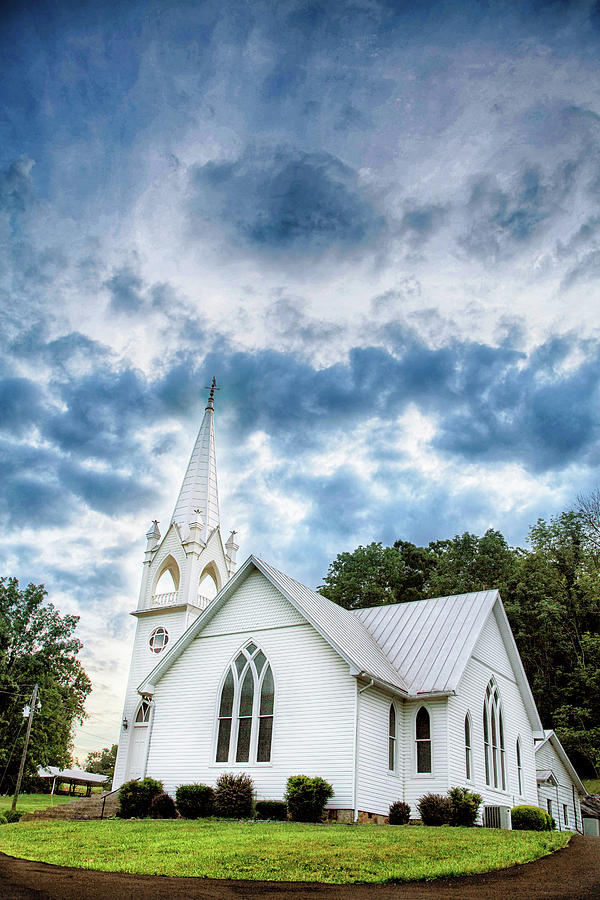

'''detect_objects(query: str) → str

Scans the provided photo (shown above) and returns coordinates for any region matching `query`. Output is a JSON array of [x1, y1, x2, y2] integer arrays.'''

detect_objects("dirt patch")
[[0, 834, 599, 899]]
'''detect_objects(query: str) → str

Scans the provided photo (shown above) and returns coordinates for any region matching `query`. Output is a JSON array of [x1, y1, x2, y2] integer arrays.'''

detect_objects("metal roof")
[[37, 766, 108, 785], [139, 555, 410, 695], [254, 557, 410, 693], [534, 730, 587, 795], [354, 591, 498, 694]]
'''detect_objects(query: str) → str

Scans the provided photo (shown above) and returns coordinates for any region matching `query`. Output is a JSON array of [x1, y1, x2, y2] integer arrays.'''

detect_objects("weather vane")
[[205, 376, 220, 407]]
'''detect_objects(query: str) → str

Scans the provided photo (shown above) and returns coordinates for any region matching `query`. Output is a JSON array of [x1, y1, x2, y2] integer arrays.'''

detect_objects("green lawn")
[[583, 778, 600, 794], [0, 820, 569, 884], [0, 793, 82, 815]]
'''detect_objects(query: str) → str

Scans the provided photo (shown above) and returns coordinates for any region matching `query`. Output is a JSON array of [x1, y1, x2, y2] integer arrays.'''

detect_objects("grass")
[[0, 820, 570, 884], [0, 793, 83, 815], [583, 778, 600, 794]]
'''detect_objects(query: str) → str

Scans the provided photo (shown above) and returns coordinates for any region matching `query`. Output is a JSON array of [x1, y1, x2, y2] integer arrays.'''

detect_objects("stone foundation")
[[325, 808, 389, 825]]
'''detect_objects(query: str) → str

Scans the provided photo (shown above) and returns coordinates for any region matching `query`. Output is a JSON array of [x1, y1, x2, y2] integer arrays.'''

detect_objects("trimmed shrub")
[[285, 775, 334, 823], [448, 786, 483, 827], [213, 773, 254, 818], [2, 809, 22, 823], [511, 805, 552, 831], [255, 800, 288, 821], [176, 783, 215, 819], [388, 800, 411, 825], [150, 792, 177, 819], [417, 793, 453, 826], [118, 777, 164, 818]]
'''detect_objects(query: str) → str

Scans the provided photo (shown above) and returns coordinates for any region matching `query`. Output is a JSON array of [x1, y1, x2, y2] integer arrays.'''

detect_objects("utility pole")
[[12, 684, 39, 811]]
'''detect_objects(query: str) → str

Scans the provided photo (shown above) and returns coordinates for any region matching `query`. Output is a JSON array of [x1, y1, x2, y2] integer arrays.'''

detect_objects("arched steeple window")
[[216, 643, 274, 764], [483, 679, 506, 790], [415, 706, 431, 773]]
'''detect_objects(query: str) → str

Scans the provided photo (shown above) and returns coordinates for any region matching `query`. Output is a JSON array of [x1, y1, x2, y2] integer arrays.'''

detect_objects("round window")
[[149, 626, 169, 654]]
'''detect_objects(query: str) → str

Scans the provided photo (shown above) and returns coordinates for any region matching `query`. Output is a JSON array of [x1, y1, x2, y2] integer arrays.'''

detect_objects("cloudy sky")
[[2, 0, 600, 759]]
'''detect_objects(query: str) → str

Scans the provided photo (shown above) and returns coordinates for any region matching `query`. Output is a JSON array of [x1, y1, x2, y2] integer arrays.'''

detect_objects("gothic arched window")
[[465, 712, 472, 780], [216, 643, 274, 764], [483, 679, 506, 789], [516, 736, 523, 795], [415, 706, 431, 773], [135, 699, 151, 724], [388, 704, 396, 772]]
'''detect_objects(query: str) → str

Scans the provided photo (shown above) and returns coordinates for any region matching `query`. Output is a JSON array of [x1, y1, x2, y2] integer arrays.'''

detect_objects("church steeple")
[[171, 378, 220, 541]]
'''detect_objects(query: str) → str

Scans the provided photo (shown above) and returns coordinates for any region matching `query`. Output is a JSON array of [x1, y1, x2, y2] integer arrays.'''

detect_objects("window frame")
[[483, 679, 506, 791], [134, 699, 152, 725], [414, 705, 432, 775], [213, 641, 274, 767], [516, 736, 523, 795], [464, 712, 472, 781], [388, 703, 397, 773], [148, 626, 169, 655]]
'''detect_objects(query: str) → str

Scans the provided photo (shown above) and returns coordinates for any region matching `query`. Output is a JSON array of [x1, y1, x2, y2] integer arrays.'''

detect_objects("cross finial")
[[204, 376, 220, 410]]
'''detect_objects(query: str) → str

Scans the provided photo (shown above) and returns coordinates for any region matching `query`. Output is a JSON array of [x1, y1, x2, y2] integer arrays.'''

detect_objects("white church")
[[113, 383, 587, 829]]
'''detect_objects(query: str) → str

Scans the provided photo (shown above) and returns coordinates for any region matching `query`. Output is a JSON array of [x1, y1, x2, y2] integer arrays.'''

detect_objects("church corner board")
[[113, 383, 587, 829]]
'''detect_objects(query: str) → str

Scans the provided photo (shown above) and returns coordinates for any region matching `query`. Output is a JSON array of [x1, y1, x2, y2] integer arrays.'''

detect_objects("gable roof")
[[354, 590, 498, 695], [534, 729, 587, 794], [354, 591, 544, 732], [137, 554, 545, 728], [138, 555, 410, 696]]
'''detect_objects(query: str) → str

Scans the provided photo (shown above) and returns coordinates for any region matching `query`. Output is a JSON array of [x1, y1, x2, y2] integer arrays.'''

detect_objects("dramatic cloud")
[[188, 146, 386, 257], [2, 0, 600, 758]]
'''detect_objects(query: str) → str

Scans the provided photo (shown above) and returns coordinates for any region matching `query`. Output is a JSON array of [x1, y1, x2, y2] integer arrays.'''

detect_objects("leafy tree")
[[0, 578, 91, 793], [84, 744, 117, 781], [426, 529, 520, 599], [318, 543, 408, 609], [320, 512, 600, 776]]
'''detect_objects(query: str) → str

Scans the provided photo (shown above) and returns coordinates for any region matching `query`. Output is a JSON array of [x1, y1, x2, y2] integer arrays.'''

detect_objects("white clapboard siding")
[[201, 570, 306, 636], [145, 571, 356, 806], [113, 605, 189, 787], [536, 739, 583, 832], [356, 686, 403, 815], [447, 603, 538, 816], [402, 697, 449, 816]]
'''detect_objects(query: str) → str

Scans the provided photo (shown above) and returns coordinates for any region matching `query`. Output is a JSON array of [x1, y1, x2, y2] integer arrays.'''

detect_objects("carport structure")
[[37, 766, 108, 797]]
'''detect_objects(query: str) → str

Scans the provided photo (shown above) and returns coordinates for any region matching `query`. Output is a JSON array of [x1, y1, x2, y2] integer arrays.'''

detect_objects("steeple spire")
[[171, 378, 220, 539]]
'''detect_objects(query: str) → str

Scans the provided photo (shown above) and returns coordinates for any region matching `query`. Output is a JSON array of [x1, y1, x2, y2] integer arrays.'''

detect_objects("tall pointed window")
[[388, 704, 397, 772], [415, 706, 431, 773], [516, 736, 523, 795], [483, 679, 506, 789], [216, 643, 274, 764], [465, 712, 472, 780]]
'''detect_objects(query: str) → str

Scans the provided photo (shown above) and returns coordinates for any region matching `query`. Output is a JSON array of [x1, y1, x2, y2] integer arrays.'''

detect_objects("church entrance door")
[[127, 723, 148, 780]]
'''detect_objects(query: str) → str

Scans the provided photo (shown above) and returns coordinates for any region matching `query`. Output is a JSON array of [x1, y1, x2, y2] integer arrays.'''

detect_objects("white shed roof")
[[37, 766, 108, 785], [354, 590, 498, 694]]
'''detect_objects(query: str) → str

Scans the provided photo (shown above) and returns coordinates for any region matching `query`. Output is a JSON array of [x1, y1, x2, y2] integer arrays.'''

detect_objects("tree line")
[[0, 578, 91, 794], [318, 501, 600, 777]]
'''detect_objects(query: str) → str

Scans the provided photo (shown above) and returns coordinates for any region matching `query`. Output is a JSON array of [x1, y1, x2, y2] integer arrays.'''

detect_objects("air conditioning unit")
[[483, 805, 512, 829]]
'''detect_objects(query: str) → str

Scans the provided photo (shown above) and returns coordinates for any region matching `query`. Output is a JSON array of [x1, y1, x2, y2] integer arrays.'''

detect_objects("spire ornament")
[[204, 377, 220, 410]]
